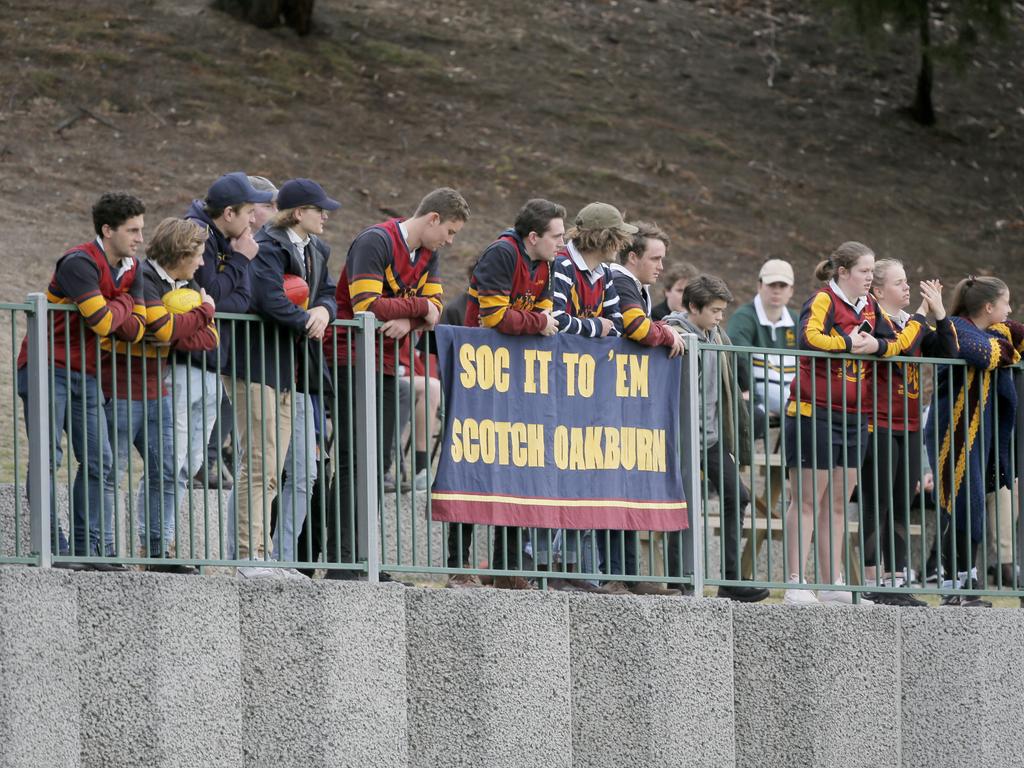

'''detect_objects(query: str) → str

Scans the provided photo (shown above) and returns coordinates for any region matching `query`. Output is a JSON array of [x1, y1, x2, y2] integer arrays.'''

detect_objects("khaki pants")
[[231, 381, 294, 560], [986, 483, 1017, 564]]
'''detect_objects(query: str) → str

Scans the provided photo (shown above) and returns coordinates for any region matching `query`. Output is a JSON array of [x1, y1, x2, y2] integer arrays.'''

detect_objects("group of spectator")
[[18, 178, 1024, 607]]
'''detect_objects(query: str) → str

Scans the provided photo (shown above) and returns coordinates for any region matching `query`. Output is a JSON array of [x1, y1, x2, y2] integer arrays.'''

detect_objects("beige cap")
[[758, 258, 794, 286], [574, 202, 638, 235]]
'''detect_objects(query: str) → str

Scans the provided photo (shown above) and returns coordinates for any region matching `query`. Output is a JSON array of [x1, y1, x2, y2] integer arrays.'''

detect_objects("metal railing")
[[5, 299, 1023, 605]]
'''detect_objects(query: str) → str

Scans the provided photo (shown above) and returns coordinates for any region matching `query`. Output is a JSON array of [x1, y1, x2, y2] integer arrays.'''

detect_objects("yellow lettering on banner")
[[615, 353, 651, 398], [637, 428, 653, 471], [554, 425, 568, 469], [536, 350, 551, 394], [563, 353, 579, 396], [653, 429, 666, 472], [577, 354, 595, 397], [463, 419, 479, 463], [527, 424, 545, 467], [631, 355, 649, 398], [459, 345, 476, 388], [620, 427, 636, 470], [523, 349, 552, 395], [604, 427, 620, 468], [615, 354, 629, 397], [511, 423, 527, 467], [585, 426, 604, 469], [494, 421, 512, 465], [569, 427, 586, 470], [479, 420, 496, 463], [450, 419, 463, 462], [458, 344, 510, 392]]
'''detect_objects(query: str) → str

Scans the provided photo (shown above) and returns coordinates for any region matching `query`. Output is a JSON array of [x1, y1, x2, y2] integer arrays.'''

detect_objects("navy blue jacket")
[[181, 200, 254, 372], [233, 225, 337, 390]]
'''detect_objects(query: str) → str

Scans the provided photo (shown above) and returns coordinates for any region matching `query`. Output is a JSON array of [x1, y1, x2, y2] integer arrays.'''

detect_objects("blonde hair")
[[568, 226, 634, 259], [870, 258, 904, 297], [146, 218, 207, 269], [271, 207, 302, 228]]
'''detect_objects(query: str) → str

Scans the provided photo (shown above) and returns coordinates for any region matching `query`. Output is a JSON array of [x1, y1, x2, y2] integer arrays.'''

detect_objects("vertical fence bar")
[[26, 293, 52, 567], [355, 311, 379, 582], [683, 333, 703, 594]]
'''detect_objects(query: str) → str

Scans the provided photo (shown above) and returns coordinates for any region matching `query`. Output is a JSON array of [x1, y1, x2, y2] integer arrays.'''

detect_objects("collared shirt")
[[607, 262, 651, 315], [398, 221, 421, 263], [752, 293, 795, 343], [96, 237, 135, 281], [286, 227, 311, 278], [828, 279, 868, 314], [149, 260, 188, 291], [565, 241, 603, 285]]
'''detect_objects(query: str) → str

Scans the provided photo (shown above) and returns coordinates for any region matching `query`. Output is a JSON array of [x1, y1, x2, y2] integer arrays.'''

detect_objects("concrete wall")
[[76, 572, 242, 768], [3, 568, 1024, 768], [733, 604, 902, 768], [405, 588, 572, 768], [240, 580, 407, 768], [0, 569, 79, 768], [569, 595, 735, 768]]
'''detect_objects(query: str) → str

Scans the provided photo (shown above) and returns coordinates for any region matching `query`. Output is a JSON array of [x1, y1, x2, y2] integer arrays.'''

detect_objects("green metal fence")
[[7, 298, 1023, 605]]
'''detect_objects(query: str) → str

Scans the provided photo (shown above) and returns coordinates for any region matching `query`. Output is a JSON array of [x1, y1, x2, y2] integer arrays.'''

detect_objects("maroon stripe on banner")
[[431, 498, 688, 532]]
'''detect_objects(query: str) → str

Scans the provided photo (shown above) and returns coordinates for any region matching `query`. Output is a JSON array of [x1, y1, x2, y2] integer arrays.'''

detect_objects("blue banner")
[[430, 327, 687, 531]]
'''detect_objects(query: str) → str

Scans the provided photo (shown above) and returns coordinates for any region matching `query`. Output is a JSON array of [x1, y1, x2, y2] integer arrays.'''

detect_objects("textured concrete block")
[[570, 595, 735, 768], [240, 580, 407, 768], [733, 604, 901, 768], [0, 569, 79, 768], [406, 588, 572, 768], [77, 571, 242, 768], [901, 609, 1024, 767]]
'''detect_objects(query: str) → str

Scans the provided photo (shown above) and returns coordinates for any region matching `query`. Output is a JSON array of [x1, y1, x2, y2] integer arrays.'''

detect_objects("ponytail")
[[949, 275, 1007, 318], [816, 241, 874, 284]]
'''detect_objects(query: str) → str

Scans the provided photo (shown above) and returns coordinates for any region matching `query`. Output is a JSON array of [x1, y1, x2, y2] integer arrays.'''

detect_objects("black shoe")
[[379, 571, 413, 587], [147, 553, 198, 575], [52, 560, 90, 571], [193, 464, 232, 491], [961, 595, 993, 608], [717, 584, 770, 603], [864, 591, 928, 607], [939, 593, 961, 607], [90, 561, 128, 572], [324, 568, 360, 581]]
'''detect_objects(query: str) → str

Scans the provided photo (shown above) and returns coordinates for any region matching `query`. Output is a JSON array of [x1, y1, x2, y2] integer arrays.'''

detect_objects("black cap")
[[277, 179, 341, 211], [205, 172, 275, 208]]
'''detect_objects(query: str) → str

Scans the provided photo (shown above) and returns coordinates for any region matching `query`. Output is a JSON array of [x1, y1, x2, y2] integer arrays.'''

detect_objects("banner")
[[430, 327, 688, 531]]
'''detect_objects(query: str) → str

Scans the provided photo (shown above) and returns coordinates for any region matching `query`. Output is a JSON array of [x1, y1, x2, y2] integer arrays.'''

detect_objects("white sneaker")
[[237, 566, 280, 579], [278, 567, 308, 581], [783, 574, 820, 605], [819, 578, 874, 605], [412, 468, 429, 492]]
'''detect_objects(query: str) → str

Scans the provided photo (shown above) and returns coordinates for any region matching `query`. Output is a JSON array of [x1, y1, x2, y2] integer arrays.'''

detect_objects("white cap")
[[758, 259, 794, 286]]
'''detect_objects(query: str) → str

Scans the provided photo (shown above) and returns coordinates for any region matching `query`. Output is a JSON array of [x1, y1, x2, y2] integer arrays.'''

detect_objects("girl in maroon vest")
[[859, 261, 957, 605], [782, 241, 929, 605]]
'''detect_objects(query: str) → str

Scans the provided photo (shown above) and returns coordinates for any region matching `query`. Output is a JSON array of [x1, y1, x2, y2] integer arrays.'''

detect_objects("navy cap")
[[277, 178, 341, 211], [205, 172, 275, 208]]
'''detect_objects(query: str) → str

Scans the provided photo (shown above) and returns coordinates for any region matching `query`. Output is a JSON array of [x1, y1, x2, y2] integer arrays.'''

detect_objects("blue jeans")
[[171, 363, 221, 497], [104, 396, 178, 557], [18, 366, 111, 556], [273, 394, 318, 562]]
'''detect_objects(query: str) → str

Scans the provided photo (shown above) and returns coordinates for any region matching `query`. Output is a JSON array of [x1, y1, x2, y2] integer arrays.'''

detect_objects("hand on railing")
[[424, 301, 440, 329], [305, 306, 330, 340], [381, 318, 413, 339], [850, 331, 879, 355], [541, 311, 558, 337], [668, 331, 686, 358]]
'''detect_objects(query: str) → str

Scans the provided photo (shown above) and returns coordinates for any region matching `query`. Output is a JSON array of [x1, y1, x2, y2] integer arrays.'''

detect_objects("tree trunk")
[[910, 0, 936, 125]]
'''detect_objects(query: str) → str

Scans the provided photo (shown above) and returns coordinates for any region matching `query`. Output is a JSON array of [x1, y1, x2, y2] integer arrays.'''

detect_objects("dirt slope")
[[1, 0, 1022, 306]]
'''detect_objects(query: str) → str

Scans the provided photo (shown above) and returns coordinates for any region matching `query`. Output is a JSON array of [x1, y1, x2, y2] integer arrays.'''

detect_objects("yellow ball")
[[162, 287, 202, 315]]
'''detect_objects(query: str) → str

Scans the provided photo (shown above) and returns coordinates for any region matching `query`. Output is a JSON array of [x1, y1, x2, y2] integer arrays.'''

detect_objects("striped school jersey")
[[551, 243, 622, 337], [465, 229, 552, 334]]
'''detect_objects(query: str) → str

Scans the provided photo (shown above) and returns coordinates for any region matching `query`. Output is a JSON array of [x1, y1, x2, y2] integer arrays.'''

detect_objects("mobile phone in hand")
[[857, 319, 872, 334]]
